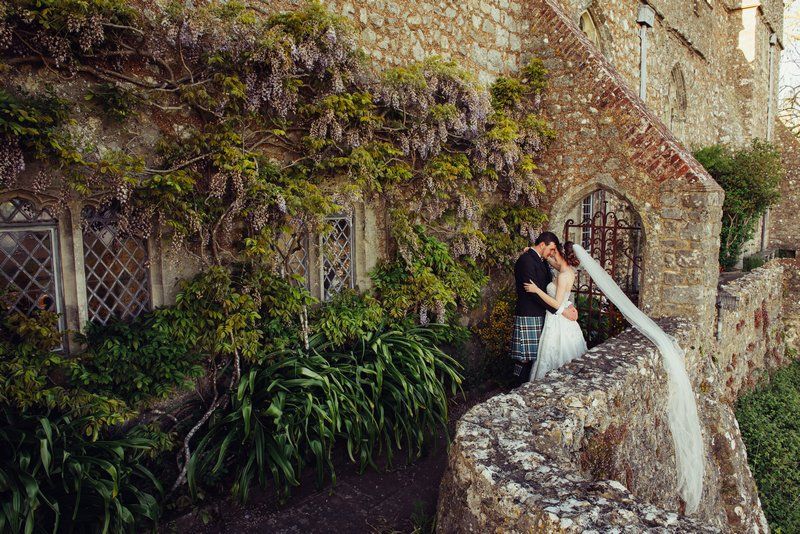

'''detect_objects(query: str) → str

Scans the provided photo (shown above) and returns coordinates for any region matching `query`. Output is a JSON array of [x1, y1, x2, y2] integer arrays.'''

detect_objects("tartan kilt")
[[510, 315, 544, 363]]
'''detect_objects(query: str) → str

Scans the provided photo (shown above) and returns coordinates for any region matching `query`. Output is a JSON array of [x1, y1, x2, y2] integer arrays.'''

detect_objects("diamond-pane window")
[[0, 198, 64, 328], [82, 205, 151, 325], [276, 228, 309, 288], [321, 215, 354, 301]]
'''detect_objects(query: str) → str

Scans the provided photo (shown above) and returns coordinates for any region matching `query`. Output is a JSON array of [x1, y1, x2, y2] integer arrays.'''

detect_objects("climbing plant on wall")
[[694, 140, 783, 270], [0, 1, 556, 525]]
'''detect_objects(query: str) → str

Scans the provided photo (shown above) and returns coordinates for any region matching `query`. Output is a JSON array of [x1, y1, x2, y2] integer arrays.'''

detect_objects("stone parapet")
[[436, 320, 766, 532], [713, 261, 787, 402]]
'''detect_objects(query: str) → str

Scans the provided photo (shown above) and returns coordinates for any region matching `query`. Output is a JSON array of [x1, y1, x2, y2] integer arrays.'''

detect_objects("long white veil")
[[572, 244, 704, 514]]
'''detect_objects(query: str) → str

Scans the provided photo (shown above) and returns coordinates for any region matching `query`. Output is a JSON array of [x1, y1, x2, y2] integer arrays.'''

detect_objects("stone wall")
[[779, 258, 800, 350], [272, 0, 531, 84], [300, 0, 780, 149], [714, 261, 791, 404], [525, 0, 722, 330], [559, 0, 780, 148], [436, 261, 800, 533], [436, 321, 767, 532]]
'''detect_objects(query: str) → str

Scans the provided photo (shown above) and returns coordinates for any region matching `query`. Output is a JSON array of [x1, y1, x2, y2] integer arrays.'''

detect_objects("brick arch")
[[549, 180, 650, 310], [525, 0, 724, 328]]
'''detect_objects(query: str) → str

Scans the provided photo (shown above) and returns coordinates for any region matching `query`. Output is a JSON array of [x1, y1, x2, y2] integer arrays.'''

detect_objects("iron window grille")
[[320, 214, 354, 301], [0, 198, 66, 332], [82, 205, 151, 325]]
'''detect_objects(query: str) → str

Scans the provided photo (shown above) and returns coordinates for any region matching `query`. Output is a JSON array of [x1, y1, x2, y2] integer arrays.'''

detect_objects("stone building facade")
[[2, 0, 798, 528]]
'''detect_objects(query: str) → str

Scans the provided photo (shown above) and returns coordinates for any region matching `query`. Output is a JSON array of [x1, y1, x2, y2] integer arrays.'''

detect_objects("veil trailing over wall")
[[573, 244, 705, 513]]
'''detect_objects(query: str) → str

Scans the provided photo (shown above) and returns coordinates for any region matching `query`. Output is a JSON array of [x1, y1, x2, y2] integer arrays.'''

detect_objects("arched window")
[[579, 10, 601, 48], [665, 65, 688, 138], [0, 197, 64, 328]]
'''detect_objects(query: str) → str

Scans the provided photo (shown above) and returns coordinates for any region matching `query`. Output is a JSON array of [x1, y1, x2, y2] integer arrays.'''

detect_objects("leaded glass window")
[[321, 215, 354, 301], [82, 205, 151, 325], [0, 198, 64, 327], [276, 227, 309, 288]]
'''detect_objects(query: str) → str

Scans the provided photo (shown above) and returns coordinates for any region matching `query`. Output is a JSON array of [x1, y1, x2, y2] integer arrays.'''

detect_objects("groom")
[[510, 231, 579, 386]]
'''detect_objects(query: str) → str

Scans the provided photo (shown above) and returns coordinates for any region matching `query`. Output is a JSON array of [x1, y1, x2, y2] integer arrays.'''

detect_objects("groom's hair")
[[534, 231, 560, 247]]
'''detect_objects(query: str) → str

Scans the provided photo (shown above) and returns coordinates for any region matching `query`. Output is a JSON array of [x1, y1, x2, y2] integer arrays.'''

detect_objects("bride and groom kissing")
[[507, 230, 706, 513], [510, 231, 587, 386]]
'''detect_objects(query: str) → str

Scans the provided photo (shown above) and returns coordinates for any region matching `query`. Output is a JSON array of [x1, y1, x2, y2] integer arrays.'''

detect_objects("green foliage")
[[242, 267, 317, 353], [85, 83, 141, 120], [742, 253, 767, 272], [73, 310, 205, 408], [695, 140, 783, 270], [489, 59, 547, 111], [473, 288, 516, 378], [0, 88, 71, 156], [0, 0, 557, 524], [187, 323, 461, 502], [312, 290, 384, 347], [0, 310, 132, 435], [574, 294, 627, 348], [372, 224, 486, 323], [736, 361, 800, 533], [483, 205, 548, 267], [0, 407, 162, 534], [174, 266, 262, 362]]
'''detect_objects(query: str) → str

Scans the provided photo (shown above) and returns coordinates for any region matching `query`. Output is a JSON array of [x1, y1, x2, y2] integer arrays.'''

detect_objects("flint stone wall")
[[768, 124, 800, 253], [437, 320, 766, 533], [437, 260, 800, 532], [714, 261, 793, 403]]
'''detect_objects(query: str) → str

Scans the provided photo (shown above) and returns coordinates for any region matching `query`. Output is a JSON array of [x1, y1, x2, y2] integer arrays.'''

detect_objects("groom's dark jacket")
[[514, 249, 558, 317]]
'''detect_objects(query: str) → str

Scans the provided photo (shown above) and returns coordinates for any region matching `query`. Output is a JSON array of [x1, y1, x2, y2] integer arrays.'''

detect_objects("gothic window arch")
[[0, 197, 65, 329], [665, 65, 688, 138], [579, 10, 601, 48]]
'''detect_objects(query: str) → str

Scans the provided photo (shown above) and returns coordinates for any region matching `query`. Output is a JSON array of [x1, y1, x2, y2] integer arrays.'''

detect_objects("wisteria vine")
[[0, 0, 554, 321]]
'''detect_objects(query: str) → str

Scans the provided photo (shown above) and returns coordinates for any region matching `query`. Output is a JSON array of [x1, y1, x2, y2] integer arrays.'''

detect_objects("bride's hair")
[[561, 241, 581, 267]]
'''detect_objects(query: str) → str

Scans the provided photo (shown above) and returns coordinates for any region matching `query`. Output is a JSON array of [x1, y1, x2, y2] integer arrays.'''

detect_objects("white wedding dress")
[[530, 278, 588, 380]]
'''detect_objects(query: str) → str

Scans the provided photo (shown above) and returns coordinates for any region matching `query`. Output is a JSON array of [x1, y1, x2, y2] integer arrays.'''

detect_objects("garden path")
[[167, 385, 503, 533]]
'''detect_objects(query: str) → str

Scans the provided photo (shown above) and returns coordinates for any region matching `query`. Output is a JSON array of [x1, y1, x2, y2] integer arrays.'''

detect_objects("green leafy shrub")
[[242, 267, 317, 352], [472, 288, 516, 382], [187, 323, 462, 502], [742, 254, 767, 272], [0, 310, 132, 434], [695, 140, 783, 270], [0, 307, 165, 532], [736, 360, 800, 533], [574, 294, 627, 348], [73, 310, 205, 408], [312, 289, 384, 347], [372, 224, 486, 324]]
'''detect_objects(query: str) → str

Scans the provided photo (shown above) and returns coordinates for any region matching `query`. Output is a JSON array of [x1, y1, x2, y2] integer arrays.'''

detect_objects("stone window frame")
[[578, 9, 602, 49], [665, 64, 688, 139], [0, 192, 166, 352], [0, 196, 67, 335], [281, 204, 374, 302]]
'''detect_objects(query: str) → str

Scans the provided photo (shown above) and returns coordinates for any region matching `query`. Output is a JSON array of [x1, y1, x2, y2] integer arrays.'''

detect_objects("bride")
[[523, 241, 588, 380], [520, 240, 706, 514]]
